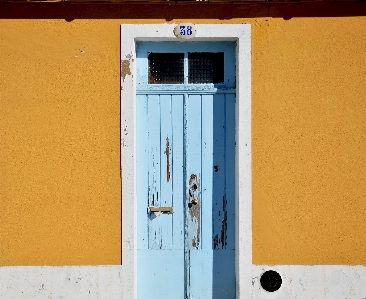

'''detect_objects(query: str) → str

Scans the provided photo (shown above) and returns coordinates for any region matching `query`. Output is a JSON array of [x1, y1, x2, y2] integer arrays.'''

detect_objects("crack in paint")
[[221, 195, 228, 249]]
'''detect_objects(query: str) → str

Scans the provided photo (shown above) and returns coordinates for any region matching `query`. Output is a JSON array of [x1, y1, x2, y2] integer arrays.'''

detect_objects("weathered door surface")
[[136, 42, 236, 299]]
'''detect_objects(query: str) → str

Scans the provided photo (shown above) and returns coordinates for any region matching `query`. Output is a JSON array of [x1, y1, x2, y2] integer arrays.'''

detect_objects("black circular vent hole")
[[260, 270, 282, 292]]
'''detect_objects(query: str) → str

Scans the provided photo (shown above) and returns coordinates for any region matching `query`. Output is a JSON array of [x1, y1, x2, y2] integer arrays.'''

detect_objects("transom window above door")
[[136, 42, 236, 91], [148, 52, 225, 84]]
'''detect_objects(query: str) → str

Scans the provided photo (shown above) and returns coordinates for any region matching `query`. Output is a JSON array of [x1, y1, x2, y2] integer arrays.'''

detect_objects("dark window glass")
[[188, 52, 224, 84], [148, 53, 184, 84]]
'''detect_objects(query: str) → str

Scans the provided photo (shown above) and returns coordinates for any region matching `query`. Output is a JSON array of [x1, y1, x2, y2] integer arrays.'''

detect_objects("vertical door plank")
[[172, 94, 185, 250], [225, 94, 236, 250], [185, 94, 202, 251], [184, 94, 202, 299], [147, 94, 162, 249], [201, 94, 214, 250], [212, 93, 236, 299], [160, 94, 173, 250], [212, 93, 227, 250]]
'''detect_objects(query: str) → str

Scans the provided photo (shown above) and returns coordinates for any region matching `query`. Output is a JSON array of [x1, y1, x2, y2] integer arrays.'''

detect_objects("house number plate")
[[174, 23, 197, 40]]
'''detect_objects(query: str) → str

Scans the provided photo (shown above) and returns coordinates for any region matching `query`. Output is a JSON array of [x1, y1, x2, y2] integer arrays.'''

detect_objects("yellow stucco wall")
[[0, 9, 365, 266], [251, 16, 366, 265]]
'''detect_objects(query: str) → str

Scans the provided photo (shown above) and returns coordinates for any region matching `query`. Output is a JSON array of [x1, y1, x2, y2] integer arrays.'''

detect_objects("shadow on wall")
[[0, 2, 365, 21]]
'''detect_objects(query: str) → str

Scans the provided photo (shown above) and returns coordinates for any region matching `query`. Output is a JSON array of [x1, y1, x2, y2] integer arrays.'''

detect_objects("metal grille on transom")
[[147, 51, 225, 85], [148, 53, 184, 84], [188, 52, 224, 84]]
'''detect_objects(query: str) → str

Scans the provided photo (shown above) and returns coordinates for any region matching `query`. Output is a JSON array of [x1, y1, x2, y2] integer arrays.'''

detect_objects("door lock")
[[188, 199, 198, 208]]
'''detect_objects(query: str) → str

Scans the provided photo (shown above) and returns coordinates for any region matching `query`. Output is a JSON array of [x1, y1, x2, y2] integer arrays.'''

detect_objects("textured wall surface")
[[251, 17, 366, 265], [0, 20, 122, 265], [0, 8, 366, 266]]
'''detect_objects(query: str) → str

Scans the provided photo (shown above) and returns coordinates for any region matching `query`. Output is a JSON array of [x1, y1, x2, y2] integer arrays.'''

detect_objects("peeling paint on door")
[[187, 174, 200, 250]]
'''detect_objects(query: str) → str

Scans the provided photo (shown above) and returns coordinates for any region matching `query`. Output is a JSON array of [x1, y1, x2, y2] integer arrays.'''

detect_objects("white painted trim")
[[251, 265, 366, 298], [1, 265, 366, 298], [121, 23, 252, 299], [0, 266, 124, 298]]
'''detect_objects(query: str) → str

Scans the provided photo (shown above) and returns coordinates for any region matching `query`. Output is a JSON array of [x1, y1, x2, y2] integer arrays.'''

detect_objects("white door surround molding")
[[121, 24, 252, 299]]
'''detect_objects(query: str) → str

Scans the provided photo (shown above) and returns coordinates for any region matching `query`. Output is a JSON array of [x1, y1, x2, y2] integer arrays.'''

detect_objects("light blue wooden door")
[[136, 42, 236, 299]]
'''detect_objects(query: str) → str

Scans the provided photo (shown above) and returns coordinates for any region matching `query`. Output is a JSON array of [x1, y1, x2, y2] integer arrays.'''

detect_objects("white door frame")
[[121, 24, 252, 299]]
